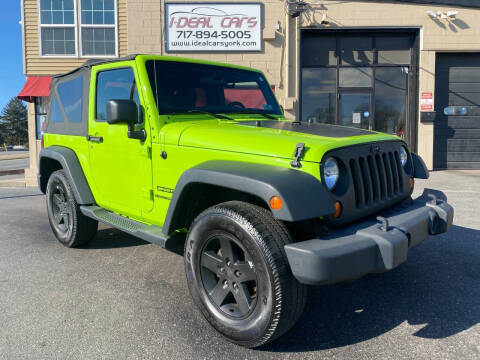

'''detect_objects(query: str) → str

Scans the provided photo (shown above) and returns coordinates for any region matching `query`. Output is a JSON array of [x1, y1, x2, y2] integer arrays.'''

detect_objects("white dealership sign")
[[165, 3, 262, 52]]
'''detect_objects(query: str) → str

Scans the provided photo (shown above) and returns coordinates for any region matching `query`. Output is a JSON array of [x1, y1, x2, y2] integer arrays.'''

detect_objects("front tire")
[[46, 170, 98, 247], [184, 201, 307, 348]]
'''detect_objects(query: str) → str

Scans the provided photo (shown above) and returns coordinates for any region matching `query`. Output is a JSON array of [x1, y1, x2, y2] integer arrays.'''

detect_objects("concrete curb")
[[0, 179, 26, 188]]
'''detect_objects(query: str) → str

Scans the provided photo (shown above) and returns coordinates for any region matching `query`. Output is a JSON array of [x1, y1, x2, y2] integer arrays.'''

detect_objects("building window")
[[80, 0, 116, 56], [39, 0, 117, 57], [39, 0, 76, 56]]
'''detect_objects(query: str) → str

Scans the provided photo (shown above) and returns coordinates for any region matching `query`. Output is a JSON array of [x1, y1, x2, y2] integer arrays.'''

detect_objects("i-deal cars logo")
[[165, 3, 262, 52], [168, 7, 258, 29]]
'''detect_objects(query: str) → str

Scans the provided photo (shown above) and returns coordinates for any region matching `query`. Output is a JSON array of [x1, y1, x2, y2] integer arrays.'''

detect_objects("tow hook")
[[428, 211, 440, 235], [376, 216, 390, 232], [428, 193, 438, 205]]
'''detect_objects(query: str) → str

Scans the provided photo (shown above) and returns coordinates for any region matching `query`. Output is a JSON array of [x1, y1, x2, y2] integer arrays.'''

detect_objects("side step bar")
[[80, 205, 169, 248]]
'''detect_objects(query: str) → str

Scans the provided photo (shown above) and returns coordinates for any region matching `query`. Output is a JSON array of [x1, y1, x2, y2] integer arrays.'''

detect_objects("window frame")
[[95, 66, 139, 122], [79, 0, 118, 58], [38, 0, 79, 57], [38, 0, 118, 58]]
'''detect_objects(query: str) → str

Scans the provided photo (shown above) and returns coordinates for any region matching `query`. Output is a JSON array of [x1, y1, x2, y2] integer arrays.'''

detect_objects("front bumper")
[[284, 189, 454, 285]]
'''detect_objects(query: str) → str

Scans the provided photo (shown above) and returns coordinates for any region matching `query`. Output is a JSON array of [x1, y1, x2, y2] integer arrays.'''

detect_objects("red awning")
[[17, 76, 52, 102]]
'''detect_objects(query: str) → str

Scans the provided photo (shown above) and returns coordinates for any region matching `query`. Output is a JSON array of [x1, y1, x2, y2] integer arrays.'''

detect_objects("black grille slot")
[[367, 155, 379, 203], [382, 152, 393, 198], [350, 159, 363, 207], [394, 151, 404, 193], [359, 157, 372, 205], [350, 150, 404, 209], [375, 154, 386, 201]]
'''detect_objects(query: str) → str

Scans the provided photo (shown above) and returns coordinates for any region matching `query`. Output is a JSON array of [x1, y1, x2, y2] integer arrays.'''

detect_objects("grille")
[[349, 151, 404, 209], [323, 141, 412, 225]]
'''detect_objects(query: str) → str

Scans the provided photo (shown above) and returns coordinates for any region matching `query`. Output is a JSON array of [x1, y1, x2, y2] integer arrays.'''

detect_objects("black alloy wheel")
[[200, 233, 258, 319], [46, 170, 98, 247], [50, 181, 73, 237]]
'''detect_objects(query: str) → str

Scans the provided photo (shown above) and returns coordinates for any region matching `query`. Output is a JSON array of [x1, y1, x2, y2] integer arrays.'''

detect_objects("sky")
[[0, 1, 25, 111]]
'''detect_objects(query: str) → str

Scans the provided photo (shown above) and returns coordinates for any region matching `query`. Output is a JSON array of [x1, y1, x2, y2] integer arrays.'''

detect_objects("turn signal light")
[[409, 177, 414, 191], [269, 196, 283, 210], [333, 201, 342, 219]]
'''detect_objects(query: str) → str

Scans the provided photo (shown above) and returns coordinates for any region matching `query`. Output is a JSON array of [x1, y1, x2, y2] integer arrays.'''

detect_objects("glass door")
[[339, 91, 372, 130], [374, 67, 408, 139]]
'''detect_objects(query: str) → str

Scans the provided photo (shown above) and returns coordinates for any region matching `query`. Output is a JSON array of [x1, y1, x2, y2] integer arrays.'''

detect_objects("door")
[[434, 53, 480, 169], [300, 30, 417, 145], [88, 64, 153, 217], [339, 91, 372, 130]]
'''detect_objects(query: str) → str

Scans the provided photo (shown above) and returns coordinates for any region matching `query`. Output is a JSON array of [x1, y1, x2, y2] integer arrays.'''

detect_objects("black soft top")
[[46, 54, 141, 136], [53, 54, 139, 79]]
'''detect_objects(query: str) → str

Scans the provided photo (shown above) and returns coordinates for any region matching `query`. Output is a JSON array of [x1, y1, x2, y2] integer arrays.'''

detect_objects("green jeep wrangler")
[[39, 54, 454, 348]]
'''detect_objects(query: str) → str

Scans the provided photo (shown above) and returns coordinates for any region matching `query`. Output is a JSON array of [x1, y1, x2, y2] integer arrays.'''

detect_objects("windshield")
[[145, 60, 282, 116]]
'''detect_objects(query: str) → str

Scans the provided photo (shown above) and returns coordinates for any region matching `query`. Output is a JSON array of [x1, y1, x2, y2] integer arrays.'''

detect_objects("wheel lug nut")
[[234, 270, 241, 277], [233, 282, 238, 291], [222, 280, 228, 288]]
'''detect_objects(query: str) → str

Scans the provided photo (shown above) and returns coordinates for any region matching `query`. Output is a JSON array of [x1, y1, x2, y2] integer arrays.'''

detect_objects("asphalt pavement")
[[0, 157, 29, 172], [0, 171, 479, 359]]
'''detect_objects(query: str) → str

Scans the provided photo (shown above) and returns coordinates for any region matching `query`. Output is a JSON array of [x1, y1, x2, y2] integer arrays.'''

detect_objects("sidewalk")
[[0, 174, 26, 187], [0, 152, 29, 187]]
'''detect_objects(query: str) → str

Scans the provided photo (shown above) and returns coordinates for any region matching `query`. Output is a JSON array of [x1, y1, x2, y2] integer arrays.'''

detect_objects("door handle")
[[87, 135, 103, 143]]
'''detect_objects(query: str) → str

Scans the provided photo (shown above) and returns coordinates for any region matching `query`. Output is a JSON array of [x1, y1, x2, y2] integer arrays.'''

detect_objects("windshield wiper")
[[227, 110, 277, 120], [166, 110, 231, 120]]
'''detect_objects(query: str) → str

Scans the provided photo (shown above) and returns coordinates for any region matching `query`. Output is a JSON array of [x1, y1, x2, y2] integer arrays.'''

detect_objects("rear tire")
[[46, 170, 98, 247], [184, 201, 307, 348]]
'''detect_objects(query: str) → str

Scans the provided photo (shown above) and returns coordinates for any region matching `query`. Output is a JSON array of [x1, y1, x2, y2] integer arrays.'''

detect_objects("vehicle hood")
[[162, 119, 402, 163]]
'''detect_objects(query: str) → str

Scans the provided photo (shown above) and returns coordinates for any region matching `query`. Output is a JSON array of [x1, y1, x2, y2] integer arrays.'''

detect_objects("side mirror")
[[106, 99, 146, 142], [106, 99, 138, 125]]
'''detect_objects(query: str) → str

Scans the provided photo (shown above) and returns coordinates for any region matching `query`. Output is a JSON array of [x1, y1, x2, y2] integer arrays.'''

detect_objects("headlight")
[[400, 146, 408, 167], [324, 157, 339, 190]]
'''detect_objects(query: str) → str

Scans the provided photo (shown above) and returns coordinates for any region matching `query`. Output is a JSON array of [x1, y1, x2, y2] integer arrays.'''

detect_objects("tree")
[[0, 97, 28, 146], [0, 117, 5, 145]]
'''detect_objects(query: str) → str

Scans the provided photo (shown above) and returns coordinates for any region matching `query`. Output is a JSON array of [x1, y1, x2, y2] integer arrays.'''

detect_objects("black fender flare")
[[39, 146, 95, 204], [412, 152, 429, 179], [163, 160, 334, 235]]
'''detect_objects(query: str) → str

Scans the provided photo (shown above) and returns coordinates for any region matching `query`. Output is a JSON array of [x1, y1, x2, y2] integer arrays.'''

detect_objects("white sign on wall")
[[165, 3, 263, 52]]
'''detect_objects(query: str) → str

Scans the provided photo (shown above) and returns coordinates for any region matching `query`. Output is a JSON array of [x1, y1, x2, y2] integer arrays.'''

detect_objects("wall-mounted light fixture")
[[446, 10, 459, 19], [320, 13, 329, 25], [285, 0, 308, 18], [428, 10, 460, 20]]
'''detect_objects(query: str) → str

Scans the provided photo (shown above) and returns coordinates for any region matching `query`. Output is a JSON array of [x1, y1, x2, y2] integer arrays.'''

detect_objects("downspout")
[[20, 0, 26, 76], [285, 11, 290, 96], [159, 0, 164, 55]]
